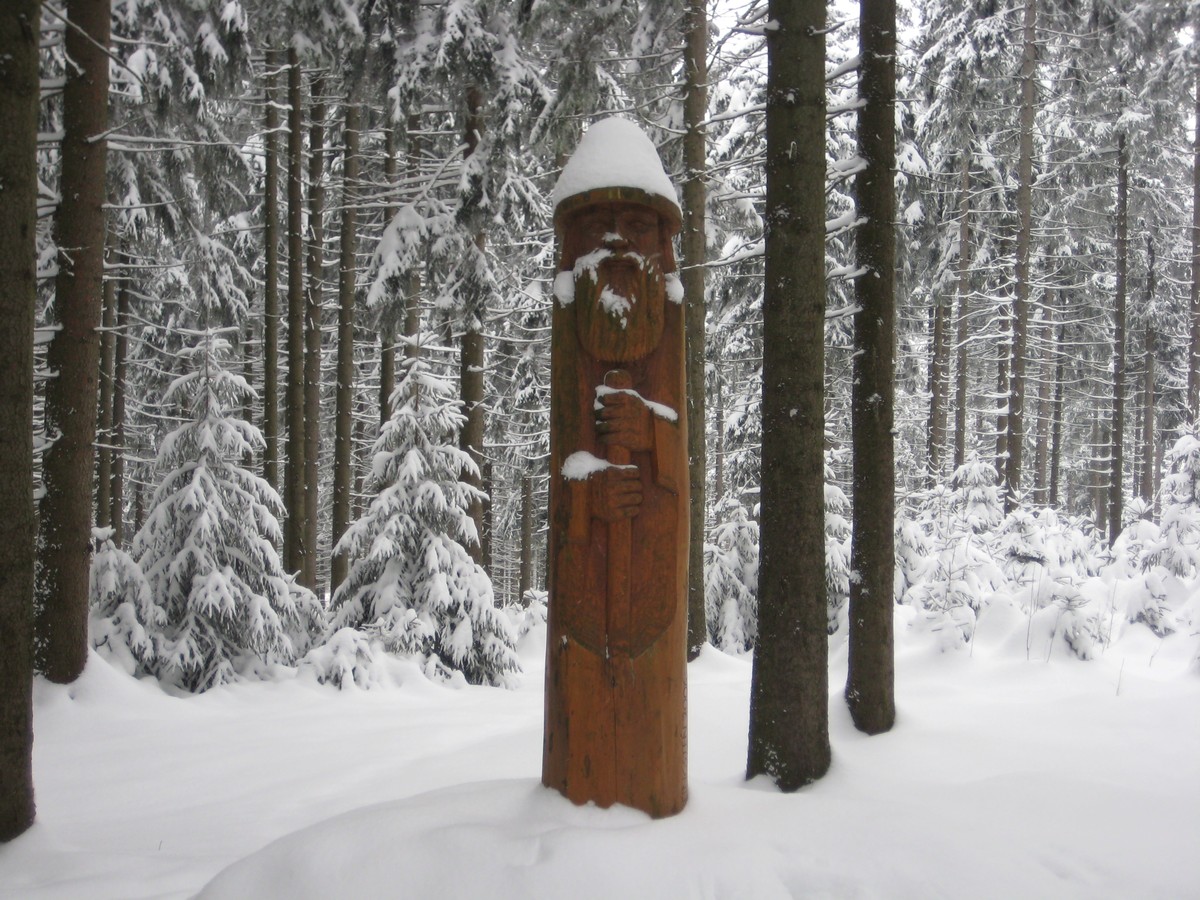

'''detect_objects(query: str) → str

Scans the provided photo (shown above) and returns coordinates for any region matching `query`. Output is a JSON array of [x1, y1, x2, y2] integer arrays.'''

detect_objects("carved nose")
[[603, 230, 629, 250]]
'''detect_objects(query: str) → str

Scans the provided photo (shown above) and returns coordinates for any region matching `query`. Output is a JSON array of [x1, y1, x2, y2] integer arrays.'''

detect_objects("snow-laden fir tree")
[[329, 356, 520, 687], [132, 330, 321, 692], [704, 500, 759, 653]]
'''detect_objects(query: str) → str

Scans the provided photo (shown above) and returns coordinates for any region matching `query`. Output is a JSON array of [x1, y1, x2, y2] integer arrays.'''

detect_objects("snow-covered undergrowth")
[[2, 591, 1196, 900]]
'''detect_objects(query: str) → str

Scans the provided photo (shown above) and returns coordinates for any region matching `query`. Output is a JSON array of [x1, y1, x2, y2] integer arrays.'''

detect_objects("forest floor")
[[2, 601, 1197, 900]]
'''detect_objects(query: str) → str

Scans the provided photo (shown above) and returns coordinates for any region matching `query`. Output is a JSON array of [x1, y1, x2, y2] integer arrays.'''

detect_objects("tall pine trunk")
[[846, 0, 896, 736], [1139, 237, 1156, 503], [953, 150, 972, 469], [35, 0, 110, 683], [95, 266, 117, 529], [927, 298, 949, 482], [284, 48, 307, 577], [460, 87, 487, 565], [0, 0, 40, 840], [262, 49, 282, 493], [683, 0, 708, 661], [331, 105, 359, 593], [1005, 0, 1037, 512], [1189, 42, 1200, 419], [747, 0, 831, 790], [379, 125, 398, 429], [303, 75, 326, 591], [1110, 133, 1128, 545], [110, 270, 130, 544]]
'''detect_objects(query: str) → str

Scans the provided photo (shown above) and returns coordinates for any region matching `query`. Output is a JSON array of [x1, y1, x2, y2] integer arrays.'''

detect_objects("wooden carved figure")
[[542, 117, 688, 818]]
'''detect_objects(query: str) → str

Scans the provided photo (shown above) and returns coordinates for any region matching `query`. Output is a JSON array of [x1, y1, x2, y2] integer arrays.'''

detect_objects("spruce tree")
[[133, 331, 321, 692], [330, 357, 520, 687]]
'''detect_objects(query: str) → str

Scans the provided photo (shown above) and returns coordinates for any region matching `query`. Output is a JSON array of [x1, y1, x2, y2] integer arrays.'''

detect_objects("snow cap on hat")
[[552, 117, 682, 234]]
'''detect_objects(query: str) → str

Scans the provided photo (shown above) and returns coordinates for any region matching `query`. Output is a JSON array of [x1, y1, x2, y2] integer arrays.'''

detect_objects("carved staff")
[[603, 368, 634, 656]]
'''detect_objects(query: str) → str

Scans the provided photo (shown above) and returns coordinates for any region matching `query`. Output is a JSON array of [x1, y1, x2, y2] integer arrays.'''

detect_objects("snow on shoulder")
[[551, 117, 681, 223]]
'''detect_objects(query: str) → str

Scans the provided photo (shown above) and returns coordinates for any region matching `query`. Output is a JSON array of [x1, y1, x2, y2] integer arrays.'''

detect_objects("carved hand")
[[590, 465, 643, 522], [596, 391, 654, 453]]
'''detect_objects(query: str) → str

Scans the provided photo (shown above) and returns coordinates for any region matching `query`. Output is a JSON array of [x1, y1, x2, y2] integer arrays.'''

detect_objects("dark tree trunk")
[[284, 48, 307, 577], [0, 0, 40, 841], [95, 265, 117, 529], [460, 88, 487, 565], [683, 0, 708, 662], [110, 270, 130, 545], [1190, 49, 1200, 418], [1005, 0, 1037, 512], [379, 125, 397, 429], [519, 474, 533, 600], [331, 104, 359, 594], [953, 151, 972, 470], [35, 0, 110, 683], [263, 49, 282, 493], [1110, 133, 1128, 545], [846, 0, 896, 736], [403, 115, 423, 364], [303, 74, 326, 591], [1032, 293, 1053, 505], [1139, 237, 1156, 503], [995, 322, 1010, 474], [928, 297, 949, 483], [1048, 317, 1065, 508], [747, 0, 831, 790]]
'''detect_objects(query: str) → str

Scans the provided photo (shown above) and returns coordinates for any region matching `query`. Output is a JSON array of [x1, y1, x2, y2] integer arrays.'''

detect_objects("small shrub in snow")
[[299, 628, 385, 690], [507, 590, 548, 642]]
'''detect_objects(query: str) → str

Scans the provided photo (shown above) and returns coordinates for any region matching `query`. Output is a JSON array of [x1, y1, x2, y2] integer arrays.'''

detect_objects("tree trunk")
[[1139, 237, 1156, 503], [1033, 292, 1053, 505], [953, 150, 972, 470], [683, 0, 708, 662], [1092, 416, 1109, 536], [846, 0, 896, 736], [110, 269, 130, 545], [95, 262, 117, 529], [928, 297, 949, 483], [331, 104, 359, 594], [747, 0, 831, 790], [1048, 317, 1065, 508], [460, 87, 487, 565], [995, 323, 1010, 472], [379, 125, 398, 429], [403, 114, 423, 364], [0, 0, 40, 840], [1005, 0, 1037, 512], [262, 49, 282, 493], [1110, 133, 1128, 544], [284, 47, 307, 577], [35, 0, 110, 683], [519, 474, 533, 600], [1189, 51, 1200, 418], [303, 74, 326, 591]]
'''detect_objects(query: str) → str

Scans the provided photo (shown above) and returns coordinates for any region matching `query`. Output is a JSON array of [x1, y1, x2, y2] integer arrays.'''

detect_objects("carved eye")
[[618, 212, 657, 239]]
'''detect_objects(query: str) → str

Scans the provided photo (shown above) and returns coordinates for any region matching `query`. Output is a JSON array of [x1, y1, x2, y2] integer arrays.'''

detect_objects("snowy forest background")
[[6, 0, 1200, 755]]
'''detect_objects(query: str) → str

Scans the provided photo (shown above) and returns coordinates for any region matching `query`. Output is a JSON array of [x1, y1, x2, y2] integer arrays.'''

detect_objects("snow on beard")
[[572, 247, 667, 364]]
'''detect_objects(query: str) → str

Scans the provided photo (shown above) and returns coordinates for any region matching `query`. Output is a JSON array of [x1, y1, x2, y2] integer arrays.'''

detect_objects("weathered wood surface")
[[543, 194, 688, 819]]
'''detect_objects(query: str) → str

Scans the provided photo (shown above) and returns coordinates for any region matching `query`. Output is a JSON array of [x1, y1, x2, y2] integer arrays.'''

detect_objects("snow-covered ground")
[[2, 605, 1197, 900]]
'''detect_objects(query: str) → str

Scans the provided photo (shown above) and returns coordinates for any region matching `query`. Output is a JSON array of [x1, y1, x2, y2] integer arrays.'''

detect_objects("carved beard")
[[573, 252, 666, 364]]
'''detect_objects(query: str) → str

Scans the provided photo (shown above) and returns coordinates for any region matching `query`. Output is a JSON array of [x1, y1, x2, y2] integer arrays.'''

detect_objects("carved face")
[[568, 202, 668, 364]]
